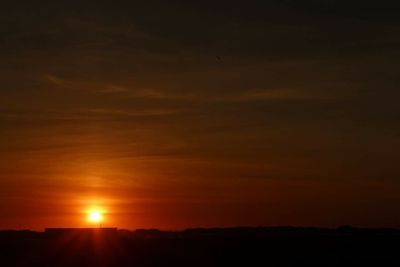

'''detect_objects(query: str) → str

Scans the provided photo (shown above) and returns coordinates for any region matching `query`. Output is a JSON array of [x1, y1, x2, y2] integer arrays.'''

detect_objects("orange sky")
[[1, 1, 400, 230]]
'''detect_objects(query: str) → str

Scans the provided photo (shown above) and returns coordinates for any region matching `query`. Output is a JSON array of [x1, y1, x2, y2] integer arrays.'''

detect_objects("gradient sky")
[[1, 0, 400, 230]]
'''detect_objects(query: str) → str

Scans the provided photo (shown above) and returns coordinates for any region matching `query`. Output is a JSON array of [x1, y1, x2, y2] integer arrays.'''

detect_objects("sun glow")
[[80, 197, 111, 226], [87, 210, 103, 224]]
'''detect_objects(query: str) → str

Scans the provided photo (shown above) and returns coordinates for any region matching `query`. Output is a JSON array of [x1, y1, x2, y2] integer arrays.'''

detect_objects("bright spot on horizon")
[[88, 210, 103, 224]]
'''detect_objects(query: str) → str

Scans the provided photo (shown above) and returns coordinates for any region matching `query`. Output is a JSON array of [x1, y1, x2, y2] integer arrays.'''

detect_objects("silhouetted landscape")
[[1, 226, 400, 266], [2, 1, 400, 266]]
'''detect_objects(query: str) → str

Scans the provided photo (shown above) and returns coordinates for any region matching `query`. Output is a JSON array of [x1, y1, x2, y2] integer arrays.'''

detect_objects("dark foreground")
[[0, 227, 399, 267]]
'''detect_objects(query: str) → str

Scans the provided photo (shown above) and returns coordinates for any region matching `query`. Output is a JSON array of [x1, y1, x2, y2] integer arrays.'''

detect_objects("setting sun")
[[88, 210, 103, 224]]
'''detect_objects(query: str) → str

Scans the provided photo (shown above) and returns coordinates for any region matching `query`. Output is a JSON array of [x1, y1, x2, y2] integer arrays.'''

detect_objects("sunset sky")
[[1, 1, 400, 230]]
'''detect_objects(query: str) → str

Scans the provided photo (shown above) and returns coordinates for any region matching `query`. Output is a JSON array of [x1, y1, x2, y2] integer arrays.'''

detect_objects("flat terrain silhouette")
[[0, 226, 399, 266]]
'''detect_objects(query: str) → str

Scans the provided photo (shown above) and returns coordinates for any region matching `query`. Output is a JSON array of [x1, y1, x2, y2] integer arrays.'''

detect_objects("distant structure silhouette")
[[45, 227, 118, 237]]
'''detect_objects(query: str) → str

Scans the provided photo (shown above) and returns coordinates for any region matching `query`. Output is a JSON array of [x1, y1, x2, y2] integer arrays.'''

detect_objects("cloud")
[[0, 107, 181, 122], [210, 88, 341, 102]]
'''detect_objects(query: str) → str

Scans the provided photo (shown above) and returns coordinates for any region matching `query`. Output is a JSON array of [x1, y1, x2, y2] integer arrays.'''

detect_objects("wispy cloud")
[[217, 88, 342, 102], [0, 107, 181, 121]]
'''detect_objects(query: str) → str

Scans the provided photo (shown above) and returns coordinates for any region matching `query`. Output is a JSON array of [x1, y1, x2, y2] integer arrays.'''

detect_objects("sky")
[[1, 0, 400, 230]]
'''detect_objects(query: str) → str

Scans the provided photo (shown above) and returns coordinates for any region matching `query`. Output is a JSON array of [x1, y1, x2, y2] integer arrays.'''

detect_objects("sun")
[[88, 210, 103, 224]]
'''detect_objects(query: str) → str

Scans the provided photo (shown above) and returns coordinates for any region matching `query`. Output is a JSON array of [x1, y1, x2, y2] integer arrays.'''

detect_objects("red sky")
[[1, 1, 400, 230]]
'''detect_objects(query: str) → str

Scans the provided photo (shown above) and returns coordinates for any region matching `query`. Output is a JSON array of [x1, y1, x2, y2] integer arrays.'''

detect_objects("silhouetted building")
[[45, 227, 118, 238]]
